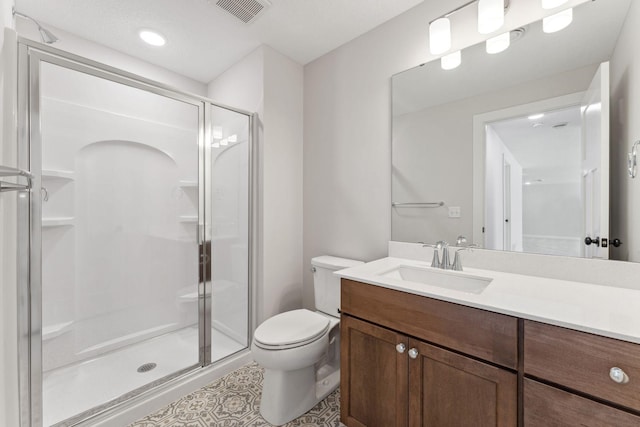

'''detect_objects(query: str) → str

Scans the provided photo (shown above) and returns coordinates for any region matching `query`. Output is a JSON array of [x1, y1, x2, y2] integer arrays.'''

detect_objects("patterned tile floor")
[[129, 363, 341, 427]]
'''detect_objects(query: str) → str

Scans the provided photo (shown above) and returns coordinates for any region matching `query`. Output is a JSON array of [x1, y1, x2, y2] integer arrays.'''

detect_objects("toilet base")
[[259, 364, 340, 426]]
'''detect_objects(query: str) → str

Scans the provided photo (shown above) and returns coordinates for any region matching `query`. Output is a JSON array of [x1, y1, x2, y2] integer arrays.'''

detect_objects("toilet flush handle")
[[311, 266, 316, 273]]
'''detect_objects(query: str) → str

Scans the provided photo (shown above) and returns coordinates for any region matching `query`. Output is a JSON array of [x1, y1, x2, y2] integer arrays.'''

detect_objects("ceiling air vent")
[[215, 0, 271, 24]]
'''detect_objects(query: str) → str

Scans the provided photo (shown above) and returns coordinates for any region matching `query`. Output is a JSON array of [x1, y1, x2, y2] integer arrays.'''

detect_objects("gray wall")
[[611, 0, 640, 262]]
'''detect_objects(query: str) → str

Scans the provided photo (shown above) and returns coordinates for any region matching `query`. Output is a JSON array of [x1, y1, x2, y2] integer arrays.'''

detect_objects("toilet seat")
[[254, 309, 330, 350]]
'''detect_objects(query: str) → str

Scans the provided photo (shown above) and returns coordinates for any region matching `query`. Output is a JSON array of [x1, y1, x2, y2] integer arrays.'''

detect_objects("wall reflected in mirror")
[[391, 0, 640, 262]]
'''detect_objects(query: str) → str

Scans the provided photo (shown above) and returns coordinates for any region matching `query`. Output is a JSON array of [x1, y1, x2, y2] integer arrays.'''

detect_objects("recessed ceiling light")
[[528, 113, 544, 120], [139, 30, 166, 47]]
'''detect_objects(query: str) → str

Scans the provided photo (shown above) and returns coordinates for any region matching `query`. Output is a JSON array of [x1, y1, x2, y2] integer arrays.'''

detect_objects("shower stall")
[[8, 40, 255, 426]]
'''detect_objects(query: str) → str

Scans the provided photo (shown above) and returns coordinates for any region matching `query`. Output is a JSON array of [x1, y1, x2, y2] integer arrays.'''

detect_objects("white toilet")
[[251, 255, 363, 426]]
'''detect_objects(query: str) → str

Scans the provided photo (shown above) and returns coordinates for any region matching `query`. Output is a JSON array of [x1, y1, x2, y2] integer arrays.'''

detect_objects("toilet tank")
[[311, 256, 363, 317]]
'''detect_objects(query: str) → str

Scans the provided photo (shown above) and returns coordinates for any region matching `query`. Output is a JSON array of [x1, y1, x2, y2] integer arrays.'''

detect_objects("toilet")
[[251, 255, 363, 425]]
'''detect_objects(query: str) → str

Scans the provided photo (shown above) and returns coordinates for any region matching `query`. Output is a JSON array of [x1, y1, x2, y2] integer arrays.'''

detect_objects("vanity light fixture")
[[543, 8, 573, 33], [541, 0, 569, 9], [478, 0, 505, 34], [139, 29, 166, 46], [428, 0, 509, 56], [441, 51, 462, 70], [429, 17, 451, 55], [486, 32, 510, 54], [528, 113, 545, 120]]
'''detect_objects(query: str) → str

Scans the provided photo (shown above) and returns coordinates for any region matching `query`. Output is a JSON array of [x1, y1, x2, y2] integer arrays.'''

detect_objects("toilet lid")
[[254, 309, 330, 349]]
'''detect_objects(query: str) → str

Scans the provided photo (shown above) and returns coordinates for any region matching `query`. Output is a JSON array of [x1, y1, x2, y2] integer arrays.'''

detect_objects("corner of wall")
[[207, 45, 305, 321], [609, 0, 640, 262]]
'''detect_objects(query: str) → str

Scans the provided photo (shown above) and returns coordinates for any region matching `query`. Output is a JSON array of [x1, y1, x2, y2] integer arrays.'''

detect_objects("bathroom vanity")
[[337, 256, 640, 427]]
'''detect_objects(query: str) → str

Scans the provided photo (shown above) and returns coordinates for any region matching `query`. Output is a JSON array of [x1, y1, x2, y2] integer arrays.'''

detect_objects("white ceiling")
[[15, 0, 424, 83]]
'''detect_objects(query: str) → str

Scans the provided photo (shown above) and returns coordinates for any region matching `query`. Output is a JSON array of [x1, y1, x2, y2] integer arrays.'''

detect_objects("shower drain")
[[137, 362, 157, 373]]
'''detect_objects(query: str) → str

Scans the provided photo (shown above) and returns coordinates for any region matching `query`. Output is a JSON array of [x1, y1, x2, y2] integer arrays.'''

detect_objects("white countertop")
[[336, 257, 640, 345]]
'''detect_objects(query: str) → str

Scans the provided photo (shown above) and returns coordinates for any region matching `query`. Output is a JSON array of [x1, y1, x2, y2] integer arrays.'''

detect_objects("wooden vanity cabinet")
[[340, 279, 640, 426], [340, 279, 518, 427], [523, 320, 640, 426]]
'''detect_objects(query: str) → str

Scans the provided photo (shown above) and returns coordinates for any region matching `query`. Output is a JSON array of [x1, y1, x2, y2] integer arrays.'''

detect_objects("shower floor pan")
[[42, 326, 244, 427]]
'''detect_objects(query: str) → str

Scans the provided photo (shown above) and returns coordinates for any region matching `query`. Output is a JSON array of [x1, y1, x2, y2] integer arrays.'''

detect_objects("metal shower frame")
[[15, 37, 258, 427]]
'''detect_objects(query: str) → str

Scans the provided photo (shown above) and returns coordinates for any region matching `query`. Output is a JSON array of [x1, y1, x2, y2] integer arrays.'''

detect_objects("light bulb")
[[543, 8, 573, 33], [478, 0, 504, 34], [441, 51, 461, 70], [429, 17, 451, 55], [486, 32, 510, 54]]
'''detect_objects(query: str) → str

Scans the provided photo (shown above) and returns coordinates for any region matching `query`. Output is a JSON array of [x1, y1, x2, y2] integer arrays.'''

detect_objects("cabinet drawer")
[[341, 279, 518, 369], [524, 379, 640, 426], [524, 320, 640, 411]]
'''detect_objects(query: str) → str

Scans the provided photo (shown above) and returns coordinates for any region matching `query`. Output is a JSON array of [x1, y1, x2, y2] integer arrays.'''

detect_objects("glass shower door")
[[208, 105, 251, 362], [34, 58, 203, 426]]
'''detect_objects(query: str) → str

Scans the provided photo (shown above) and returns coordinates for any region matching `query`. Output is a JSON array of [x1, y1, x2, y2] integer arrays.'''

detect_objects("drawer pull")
[[408, 348, 419, 359], [609, 367, 630, 384], [396, 343, 406, 354]]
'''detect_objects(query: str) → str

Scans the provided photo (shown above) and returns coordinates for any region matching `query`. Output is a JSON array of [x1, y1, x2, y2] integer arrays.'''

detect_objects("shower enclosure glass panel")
[[209, 106, 250, 360], [37, 61, 201, 426]]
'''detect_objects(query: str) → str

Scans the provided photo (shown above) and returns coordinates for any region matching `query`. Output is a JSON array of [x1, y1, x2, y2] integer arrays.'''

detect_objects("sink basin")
[[380, 265, 493, 294]]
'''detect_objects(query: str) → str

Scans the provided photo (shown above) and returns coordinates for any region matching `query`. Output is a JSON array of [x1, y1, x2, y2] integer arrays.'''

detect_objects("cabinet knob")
[[396, 343, 406, 354], [609, 367, 630, 384], [408, 348, 419, 359]]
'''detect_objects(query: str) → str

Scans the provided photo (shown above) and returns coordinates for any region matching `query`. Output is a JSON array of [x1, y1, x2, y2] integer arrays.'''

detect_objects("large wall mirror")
[[392, 0, 639, 262]]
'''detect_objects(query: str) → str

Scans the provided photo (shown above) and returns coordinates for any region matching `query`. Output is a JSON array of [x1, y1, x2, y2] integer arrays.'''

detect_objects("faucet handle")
[[456, 235, 467, 246], [422, 242, 442, 268], [452, 246, 475, 271]]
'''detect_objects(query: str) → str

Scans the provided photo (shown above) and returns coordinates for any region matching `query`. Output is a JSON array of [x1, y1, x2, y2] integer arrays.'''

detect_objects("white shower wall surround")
[[40, 63, 200, 372]]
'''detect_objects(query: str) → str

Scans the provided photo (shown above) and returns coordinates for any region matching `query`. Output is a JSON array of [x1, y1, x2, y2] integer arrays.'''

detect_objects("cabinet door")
[[341, 315, 409, 427], [408, 339, 517, 427]]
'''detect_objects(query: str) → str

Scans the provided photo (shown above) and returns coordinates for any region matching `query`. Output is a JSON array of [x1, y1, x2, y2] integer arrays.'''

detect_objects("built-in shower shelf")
[[43, 321, 73, 341], [42, 169, 75, 180], [179, 215, 198, 223], [179, 180, 197, 188], [42, 217, 75, 227]]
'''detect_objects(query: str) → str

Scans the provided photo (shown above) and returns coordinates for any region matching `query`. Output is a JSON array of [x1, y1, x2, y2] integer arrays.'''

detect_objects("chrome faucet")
[[452, 245, 477, 271], [438, 241, 451, 270], [423, 241, 450, 269]]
